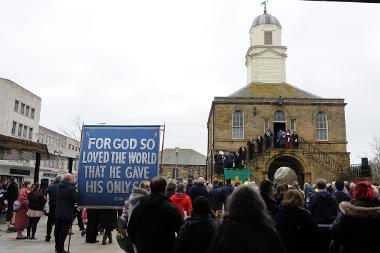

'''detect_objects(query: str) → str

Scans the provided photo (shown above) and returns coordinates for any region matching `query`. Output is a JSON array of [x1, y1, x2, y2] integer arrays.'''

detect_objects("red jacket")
[[170, 193, 192, 218]]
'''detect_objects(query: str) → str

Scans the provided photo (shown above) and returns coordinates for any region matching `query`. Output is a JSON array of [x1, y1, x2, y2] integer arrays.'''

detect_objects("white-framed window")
[[232, 110, 244, 139], [14, 100, 19, 112], [12, 121, 17, 135], [31, 108, 35, 119], [264, 119, 270, 131], [274, 110, 286, 122], [28, 127, 33, 139], [316, 112, 328, 141], [21, 103, 25, 114], [290, 119, 296, 132], [18, 123, 23, 137], [264, 31, 273, 45]]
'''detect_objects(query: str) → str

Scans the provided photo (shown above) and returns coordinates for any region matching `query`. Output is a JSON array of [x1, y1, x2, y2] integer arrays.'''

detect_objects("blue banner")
[[77, 125, 161, 208]]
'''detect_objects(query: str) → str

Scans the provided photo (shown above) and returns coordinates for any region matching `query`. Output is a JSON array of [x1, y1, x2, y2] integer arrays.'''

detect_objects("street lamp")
[[175, 147, 179, 179]]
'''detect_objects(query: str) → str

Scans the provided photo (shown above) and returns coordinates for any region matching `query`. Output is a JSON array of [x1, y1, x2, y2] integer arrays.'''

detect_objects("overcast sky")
[[0, 0, 379, 163]]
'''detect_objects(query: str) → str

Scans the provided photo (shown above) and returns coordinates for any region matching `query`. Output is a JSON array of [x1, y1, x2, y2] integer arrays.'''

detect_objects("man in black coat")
[[208, 180, 224, 212], [55, 173, 79, 253], [6, 178, 19, 223], [188, 177, 209, 203], [127, 176, 183, 253], [309, 179, 338, 224], [309, 179, 338, 253], [45, 175, 61, 241]]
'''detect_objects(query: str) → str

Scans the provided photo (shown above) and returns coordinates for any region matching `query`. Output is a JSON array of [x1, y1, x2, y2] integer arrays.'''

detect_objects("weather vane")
[[261, 0, 269, 14]]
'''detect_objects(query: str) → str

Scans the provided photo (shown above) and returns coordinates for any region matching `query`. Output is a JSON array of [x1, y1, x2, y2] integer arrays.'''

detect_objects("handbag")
[[13, 200, 21, 211]]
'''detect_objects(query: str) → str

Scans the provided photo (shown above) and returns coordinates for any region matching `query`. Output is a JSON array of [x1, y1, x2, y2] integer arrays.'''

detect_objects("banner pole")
[[159, 123, 166, 176]]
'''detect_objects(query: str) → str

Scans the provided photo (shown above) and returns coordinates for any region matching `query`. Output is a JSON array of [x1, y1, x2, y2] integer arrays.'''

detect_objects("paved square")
[[0, 216, 124, 253]]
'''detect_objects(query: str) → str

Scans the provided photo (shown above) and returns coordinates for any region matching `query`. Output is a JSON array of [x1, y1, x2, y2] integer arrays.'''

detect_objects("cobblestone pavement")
[[0, 216, 124, 253]]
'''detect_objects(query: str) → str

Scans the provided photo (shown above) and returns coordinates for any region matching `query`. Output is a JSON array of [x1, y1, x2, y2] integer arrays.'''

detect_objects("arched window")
[[274, 110, 286, 122], [232, 110, 244, 139], [316, 112, 328, 141]]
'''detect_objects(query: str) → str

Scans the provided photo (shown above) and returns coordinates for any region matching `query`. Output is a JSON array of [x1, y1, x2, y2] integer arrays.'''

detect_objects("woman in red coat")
[[170, 182, 192, 218], [14, 181, 32, 239]]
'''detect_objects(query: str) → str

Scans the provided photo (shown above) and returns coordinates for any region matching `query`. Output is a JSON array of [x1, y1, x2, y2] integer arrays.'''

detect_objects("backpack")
[[13, 200, 21, 211]]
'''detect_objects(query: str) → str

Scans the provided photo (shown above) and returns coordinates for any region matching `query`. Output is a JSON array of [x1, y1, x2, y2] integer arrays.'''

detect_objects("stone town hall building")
[[207, 11, 350, 184]]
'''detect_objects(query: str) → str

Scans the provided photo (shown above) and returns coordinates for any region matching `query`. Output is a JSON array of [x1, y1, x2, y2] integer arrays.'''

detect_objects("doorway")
[[273, 122, 286, 147]]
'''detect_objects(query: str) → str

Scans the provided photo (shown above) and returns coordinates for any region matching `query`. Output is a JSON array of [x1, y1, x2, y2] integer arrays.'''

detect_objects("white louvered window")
[[264, 31, 272, 45]]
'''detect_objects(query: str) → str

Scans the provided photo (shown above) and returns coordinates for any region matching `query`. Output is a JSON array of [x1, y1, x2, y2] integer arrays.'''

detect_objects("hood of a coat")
[[128, 187, 150, 205], [171, 193, 187, 203], [340, 201, 380, 218]]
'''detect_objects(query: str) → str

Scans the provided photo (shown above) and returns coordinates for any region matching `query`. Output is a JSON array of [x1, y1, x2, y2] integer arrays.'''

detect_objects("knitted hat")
[[353, 181, 376, 201]]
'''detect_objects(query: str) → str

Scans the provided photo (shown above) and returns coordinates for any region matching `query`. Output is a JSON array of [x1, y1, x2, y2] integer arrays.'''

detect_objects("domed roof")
[[252, 13, 281, 28]]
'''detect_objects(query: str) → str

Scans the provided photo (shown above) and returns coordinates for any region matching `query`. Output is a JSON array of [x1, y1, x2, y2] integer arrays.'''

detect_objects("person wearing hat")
[[330, 181, 380, 253]]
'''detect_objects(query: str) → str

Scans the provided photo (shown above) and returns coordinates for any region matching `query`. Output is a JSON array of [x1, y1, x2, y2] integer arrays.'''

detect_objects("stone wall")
[[207, 100, 350, 184], [160, 164, 207, 181]]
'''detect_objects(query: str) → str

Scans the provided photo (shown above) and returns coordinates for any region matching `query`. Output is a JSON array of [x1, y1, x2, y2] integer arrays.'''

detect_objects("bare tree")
[[59, 114, 84, 142], [370, 136, 380, 182]]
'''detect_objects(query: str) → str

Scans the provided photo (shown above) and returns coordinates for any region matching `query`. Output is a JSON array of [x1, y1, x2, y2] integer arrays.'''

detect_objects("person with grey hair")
[[170, 182, 192, 218], [45, 174, 62, 241], [208, 185, 286, 253], [55, 173, 78, 253], [127, 180, 150, 220]]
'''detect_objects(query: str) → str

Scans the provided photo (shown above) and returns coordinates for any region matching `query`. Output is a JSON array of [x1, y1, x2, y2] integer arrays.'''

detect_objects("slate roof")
[[162, 148, 206, 166], [229, 83, 321, 99]]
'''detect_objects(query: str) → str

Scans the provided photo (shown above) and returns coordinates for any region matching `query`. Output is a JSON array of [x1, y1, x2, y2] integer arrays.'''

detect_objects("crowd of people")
[[117, 176, 380, 253], [214, 129, 300, 170], [2, 175, 380, 253]]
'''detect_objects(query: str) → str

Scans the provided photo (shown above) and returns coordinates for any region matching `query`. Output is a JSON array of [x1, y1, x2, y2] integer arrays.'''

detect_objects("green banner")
[[224, 168, 251, 185]]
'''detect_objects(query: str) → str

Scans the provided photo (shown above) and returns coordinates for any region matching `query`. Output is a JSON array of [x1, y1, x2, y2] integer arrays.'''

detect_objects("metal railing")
[[298, 137, 344, 178], [350, 164, 372, 178]]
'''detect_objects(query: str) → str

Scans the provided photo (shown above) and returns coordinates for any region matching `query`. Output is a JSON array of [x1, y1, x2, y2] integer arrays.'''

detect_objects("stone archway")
[[267, 155, 305, 187]]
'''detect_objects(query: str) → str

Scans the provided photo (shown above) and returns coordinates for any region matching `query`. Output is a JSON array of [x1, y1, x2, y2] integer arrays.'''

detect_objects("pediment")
[[253, 48, 286, 57]]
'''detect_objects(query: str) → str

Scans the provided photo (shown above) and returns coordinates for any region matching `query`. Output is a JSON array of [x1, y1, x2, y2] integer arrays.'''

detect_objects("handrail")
[[299, 137, 344, 178]]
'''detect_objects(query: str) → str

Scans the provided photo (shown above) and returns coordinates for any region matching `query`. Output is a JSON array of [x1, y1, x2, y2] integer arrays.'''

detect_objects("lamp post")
[[175, 147, 179, 179]]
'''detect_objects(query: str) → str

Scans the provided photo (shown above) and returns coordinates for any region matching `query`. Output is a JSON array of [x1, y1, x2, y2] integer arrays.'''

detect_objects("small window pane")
[[290, 119, 296, 131], [12, 121, 17, 135], [21, 103, 25, 114], [23, 125, 28, 138], [14, 101, 19, 112], [264, 119, 270, 131], [26, 106, 30, 117], [29, 128, 33, 139], [31, 108, 35, 119], [274, 111, 286, 122], [232, 110, 244, 139], [316, 112, 328, 141], [18, 124, 23, 137]]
